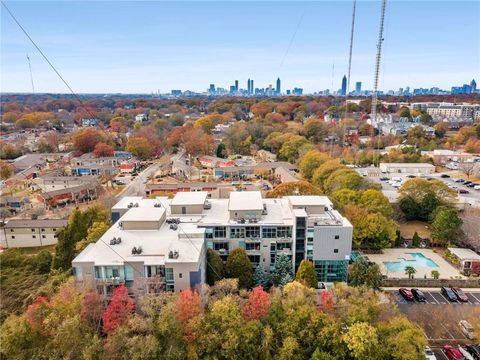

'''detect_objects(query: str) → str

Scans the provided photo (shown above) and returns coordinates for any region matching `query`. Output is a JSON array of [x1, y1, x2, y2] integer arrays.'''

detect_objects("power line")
[[1, 1, 97, 120], [346, 0, 357, 95], [280, 11, 305, 68], [26, 53, 35, 94]]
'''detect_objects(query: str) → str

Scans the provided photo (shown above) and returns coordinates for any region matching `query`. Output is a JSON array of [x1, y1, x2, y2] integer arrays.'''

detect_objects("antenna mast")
[[371, 0, 387, 165], [26, 54, 35, 94], [347, 0, 356, 95]]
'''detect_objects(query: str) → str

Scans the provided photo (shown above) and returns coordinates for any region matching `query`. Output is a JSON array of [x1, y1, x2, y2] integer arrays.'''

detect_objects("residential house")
[[2, 219, 67, 248]]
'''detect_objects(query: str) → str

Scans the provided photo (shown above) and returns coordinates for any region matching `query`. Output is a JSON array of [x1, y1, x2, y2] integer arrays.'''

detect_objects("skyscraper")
[[355, 81, 362, 95], [247, 79, 251, 94], [276, 77, 281, 96], [250, 79, 254, 95], [209, 84, 215, 95], [235, 80, 239, 92], [341, 75, 347, 96], [471, 79, 477, 93]]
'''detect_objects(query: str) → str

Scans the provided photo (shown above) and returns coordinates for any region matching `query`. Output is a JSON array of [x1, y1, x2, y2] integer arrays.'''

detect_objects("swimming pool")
[[383, 252, 439, 273]]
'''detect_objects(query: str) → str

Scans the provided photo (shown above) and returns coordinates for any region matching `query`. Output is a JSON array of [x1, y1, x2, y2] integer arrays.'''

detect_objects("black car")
[[467, 183, 476, 188], [466, 345, 480, 360], [441, 287, 458, 302], [380, 177, 390, 181], [440, 174, 451, 178], [411, 288, 426, 302], [464, 181, 472, 185], [407, 175, 416, 178]]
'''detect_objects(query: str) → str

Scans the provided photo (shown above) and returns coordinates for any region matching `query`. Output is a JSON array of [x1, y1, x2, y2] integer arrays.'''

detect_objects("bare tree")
[[459, 161, 478, 178]]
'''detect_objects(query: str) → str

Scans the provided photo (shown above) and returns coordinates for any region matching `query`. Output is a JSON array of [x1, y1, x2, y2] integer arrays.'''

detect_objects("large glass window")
[[104, 266, 124, 279], [230, 227, 245, 238], [205, 228, 214, 239], [125, 265, 134, 281], [94, 266, 103, 279], [165, 268, 174, 282], [213, 242, 229, 251], [277, 226, 292, 238], [145, 265, 165, 278], [248, 255, 260, 265], [245, 243, 260, 251], [245, 226, 260, 238], [214, 227, 226, 238], [73, 266, 83, 281], [262, 227, 277, 239], [276, 243, 291, 251]]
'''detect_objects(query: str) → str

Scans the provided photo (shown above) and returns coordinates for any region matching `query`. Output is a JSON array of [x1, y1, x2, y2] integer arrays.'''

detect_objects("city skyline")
[[1, 1, 479, 94]]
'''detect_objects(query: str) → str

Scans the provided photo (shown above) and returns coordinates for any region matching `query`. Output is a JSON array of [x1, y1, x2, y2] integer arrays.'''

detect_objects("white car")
[[459, 346, 475, 360], [474, 185, 480, 190], [424, 346, 436, 360], [459, 320, 476, 340]]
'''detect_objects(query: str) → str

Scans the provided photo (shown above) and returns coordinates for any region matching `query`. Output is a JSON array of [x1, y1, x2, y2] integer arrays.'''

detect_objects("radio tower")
[[371, 0, 387, 165], [346, 0, 356, 95]]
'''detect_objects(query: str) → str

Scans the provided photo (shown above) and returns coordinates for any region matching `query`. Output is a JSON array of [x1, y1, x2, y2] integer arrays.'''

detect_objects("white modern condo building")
[[72, 191, 352, 298]]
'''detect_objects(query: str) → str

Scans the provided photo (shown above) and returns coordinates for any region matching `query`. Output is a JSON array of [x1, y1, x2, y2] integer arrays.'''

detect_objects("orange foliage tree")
[[242, 286, 271, 320], [93, 142, 115, 157], [102, 285, 135, 335], [73, 127, 106, 153]]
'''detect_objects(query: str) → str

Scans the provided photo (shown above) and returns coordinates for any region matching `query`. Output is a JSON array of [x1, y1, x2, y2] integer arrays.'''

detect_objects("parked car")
[[464, 181, 472, 185], [443, 345, 465, 360], [441, 287, 458, 302], [441, 174, 451, 178], [380, 177, 390, 181], [474, 185, 480, 190], [459, 189, 470, 194], [466, 345, 480, 359], [467, 183, 476, 188], [399, 288, 414, 301], [411, 288, 426, 302], [425, 346, 437, 360], [459, 346, 475, 360], [452, 288, 469, 302], [407, 174, 416, 178], [459, 320, 476, 340]]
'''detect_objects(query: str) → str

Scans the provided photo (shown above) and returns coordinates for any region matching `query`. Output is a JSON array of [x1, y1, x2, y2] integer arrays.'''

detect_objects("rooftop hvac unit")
[[134, 203, 139, 207], [154, 203, 161, 208], [131, 246, 143, 255], [168, 250, 179, 259], [128, 202, 133, 208]]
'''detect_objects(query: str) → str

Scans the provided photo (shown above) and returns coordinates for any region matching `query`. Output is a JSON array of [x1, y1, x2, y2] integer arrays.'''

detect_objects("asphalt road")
[[115, 161, 164, 199]]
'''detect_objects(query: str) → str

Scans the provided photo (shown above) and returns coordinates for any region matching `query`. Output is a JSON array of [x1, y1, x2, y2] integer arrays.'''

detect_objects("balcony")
[[217, 248, 229, 256], [245, 237, 261, 243], [277, 249, 292, 256], [96, 277, 125, 285], [144, 275, 166, 284], [275, 237, 293, 243]]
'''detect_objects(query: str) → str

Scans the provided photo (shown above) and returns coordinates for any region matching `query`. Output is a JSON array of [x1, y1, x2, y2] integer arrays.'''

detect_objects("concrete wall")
[[312, 225, 353, 261], [122, 220, 161, 230], [3, 227, 60, 248], [171, 204, 204, 215]]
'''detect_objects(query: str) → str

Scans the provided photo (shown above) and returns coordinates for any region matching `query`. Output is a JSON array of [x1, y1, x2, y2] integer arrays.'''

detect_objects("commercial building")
[[341, 75, 347, 96], [72, 191, 352, 298], [2, 219, 67, 248], [379, 162, 435, 175]]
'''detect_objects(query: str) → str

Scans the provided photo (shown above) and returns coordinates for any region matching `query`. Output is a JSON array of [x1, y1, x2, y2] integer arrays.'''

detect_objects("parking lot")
[[387, 289, 480, 357], [390, 289, 480, 306]]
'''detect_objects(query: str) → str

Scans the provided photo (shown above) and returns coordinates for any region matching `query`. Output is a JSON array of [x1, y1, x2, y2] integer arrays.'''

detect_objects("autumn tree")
[[266, 181, 322, 198], [175, 288, 202, 323], [102, 285, 135, 335], [225, 248, 253, 288], [318, 290, 334, 312], [311, 159, 343, 190], [93, 142, 115, 157], [75, 221, 110, 253], [0, 160, 15, 180], [125, 136, 153, 160], [349, 258, 383, 290], [344, 322, 380, 360], [73, 127, 106, 153], [298, 150, 331, 181], [242, 286, 270, 320], [323, 168, 364, 194], [278, 135, 309, 162], [81, 289, 103, 332], [295, 259, 318, 288]]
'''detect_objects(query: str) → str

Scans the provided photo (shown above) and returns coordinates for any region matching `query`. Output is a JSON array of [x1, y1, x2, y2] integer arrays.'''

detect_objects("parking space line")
[[470, 293, 480, 303], [424, 292, 439, 304], [440, 324, 455, 340], [431, 292, 448, 304]]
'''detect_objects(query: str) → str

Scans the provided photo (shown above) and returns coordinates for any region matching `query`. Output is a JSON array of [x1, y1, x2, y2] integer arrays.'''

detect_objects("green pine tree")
[[206, 248, 224, 286], [253, 264, 270, 289], [271, 254, 294, 287], [295, 259, 317, 288], [412, 231, 420, 247]]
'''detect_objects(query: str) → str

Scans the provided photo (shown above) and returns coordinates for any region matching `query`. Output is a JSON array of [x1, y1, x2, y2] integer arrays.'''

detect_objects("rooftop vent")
[[109, 237, 122, 245], [134, 202, 139, 207], [203, 200, 211, 210], [154, 203, 161, 208], [127, 202, 133, 208], [168, 250, 179, 259], [131, 246, 143, 255], [170, 224, 178, 230]]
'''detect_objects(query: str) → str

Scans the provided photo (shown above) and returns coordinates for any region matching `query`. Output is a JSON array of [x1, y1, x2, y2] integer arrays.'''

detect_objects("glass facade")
[[314, 260, 348, 282], [230, 227, 245, 238], [245, 226, 260, 238], [295, 217, 306, 270], [262, 227, 277, 239]]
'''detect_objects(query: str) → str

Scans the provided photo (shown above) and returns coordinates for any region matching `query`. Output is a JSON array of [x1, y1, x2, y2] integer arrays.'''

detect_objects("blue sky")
[[1, 1, 479, 94]]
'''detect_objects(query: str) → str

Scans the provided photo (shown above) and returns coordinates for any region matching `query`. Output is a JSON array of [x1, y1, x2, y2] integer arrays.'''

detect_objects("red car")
[[399, 288, 414, 301], [452, 288, 468, 302], [443, 345, 464, 360]]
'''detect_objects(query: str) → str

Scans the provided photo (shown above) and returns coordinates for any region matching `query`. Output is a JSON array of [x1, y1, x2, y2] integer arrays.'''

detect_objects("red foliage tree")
[[102, 285, 135, 335], [242, 286, 271, 320], [318, 289, 334, 313], [73, 127, 105, 153], [175, 288, 202, 323], [81, 289, 104, 331], [93, 142, 115, 157], [25, 296, 51, 333]]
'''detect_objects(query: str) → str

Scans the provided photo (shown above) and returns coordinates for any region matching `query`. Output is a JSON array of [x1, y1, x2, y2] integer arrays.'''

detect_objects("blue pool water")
[[383, 253, 439, 272]]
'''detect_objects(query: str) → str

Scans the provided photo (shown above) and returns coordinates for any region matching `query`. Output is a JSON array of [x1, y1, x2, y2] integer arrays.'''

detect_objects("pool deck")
[[366, 248, 465, 280]]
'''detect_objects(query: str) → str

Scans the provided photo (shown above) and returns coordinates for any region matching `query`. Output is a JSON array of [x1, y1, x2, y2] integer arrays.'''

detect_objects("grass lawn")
[[399, 220, 432, 239]]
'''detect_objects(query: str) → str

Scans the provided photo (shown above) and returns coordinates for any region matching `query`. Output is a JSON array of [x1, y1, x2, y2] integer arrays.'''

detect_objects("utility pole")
[[346, 0, 356, 95]]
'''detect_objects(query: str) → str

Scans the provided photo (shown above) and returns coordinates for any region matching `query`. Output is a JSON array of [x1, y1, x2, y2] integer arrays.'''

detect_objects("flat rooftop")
[[448, 247, 480, 261], [120, 207, 165, 222], [379, 162, 435, 168], [112, 197, 163, 211], [228, 191, 263, 211], [170, 191, 208, 206], [287, 196, 333, 207]]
